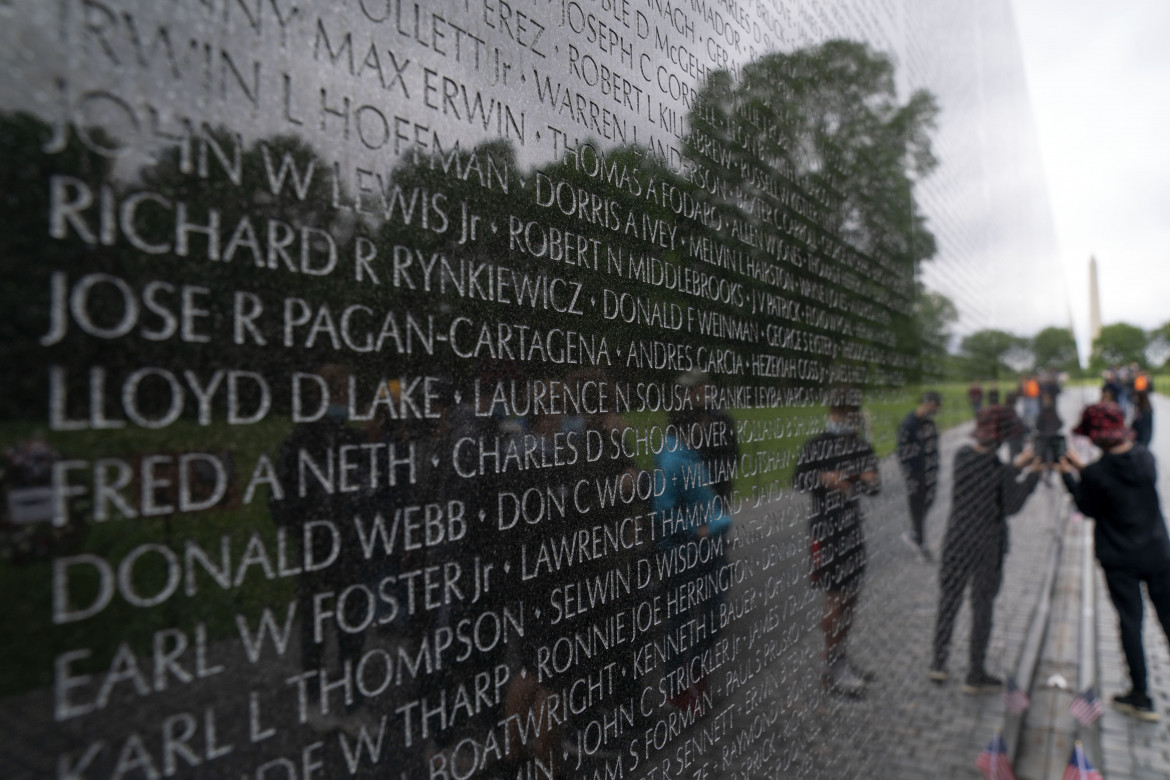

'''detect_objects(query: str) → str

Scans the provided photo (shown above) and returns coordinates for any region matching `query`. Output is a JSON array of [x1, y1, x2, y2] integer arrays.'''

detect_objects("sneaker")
[[1112, 690, 1160, 722], [902, 532, 933, 562], [305, 710, 341, 733], [824, 658, 867, 697], [845, 656, 877, 682], [961, 671, 1003, 695], [926, 667, 947, 684]]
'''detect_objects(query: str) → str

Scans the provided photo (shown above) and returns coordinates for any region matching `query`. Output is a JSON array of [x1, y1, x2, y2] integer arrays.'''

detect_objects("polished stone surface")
[[0, 1, 1072, 777]]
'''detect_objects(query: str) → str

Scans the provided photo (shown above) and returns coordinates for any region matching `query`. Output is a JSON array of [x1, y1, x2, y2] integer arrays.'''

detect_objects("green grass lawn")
[[625, 382, 977, 502], [0, 418, 297, 696]]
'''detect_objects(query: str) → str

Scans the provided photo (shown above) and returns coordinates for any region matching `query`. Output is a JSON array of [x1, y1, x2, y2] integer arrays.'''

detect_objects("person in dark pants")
[[897, 391, 941, 560], [654, 403, 731, 708], [1034, 394, 1063, 452], [269, 364, 374, 732], [968, 381, 984, 415], [1060, 402, 1170, 721], [1034, 393, 1065, 481], [794, 388, 881, 696], [929, 406, 1041, 693], [1131, 390, 1153, 446]]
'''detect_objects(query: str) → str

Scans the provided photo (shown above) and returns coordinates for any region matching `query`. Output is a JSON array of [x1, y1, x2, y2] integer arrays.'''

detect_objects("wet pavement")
[[863, 388, 1170, 780]]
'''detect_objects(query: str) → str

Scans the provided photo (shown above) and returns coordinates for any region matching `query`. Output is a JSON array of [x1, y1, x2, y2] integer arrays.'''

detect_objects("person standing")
[[1118, 364, 1135, 416], [929, 406, 1041, 693], [1039, 368, 1062, 401], [1132, 391, 1154, 446], [654, 389, 732, 709], [1102, 370, 1123, 406], [794, 389, 881, 696], [968, 381, 984, 416], [1060, 403, 1170, 721], [1034, 393, 1065, 465], [269, 365, 373, 731], [1133, 368, 1154, 396], [1021, 374, 1042, 433], [897, 391, 941, 561]]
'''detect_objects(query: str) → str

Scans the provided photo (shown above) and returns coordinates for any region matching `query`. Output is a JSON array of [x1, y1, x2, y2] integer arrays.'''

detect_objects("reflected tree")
[[959, 328, 1031, 380], [1147, 320, 1170, 370], [0, 113, 116, 414], [915, 287, 958, 379], [685, 40, 940, 387], [1031, 326, 1079, 373], [1091, 322, 1148, 371]]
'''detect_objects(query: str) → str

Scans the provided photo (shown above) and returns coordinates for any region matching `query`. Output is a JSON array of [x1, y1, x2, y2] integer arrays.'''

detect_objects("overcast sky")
[[1012, 0, 1170, 346]]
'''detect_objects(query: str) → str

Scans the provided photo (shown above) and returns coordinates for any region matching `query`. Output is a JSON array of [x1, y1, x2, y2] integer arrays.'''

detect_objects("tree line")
[[923, 305, 1170, 380]]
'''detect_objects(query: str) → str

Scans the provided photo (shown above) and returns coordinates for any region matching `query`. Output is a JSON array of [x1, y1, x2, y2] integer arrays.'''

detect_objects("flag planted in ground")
[[1070, 686, 1104, 726], [1061, 741, 1102, 780], [975, 730, 1016, 780], [1003, 676, 1030, 715]]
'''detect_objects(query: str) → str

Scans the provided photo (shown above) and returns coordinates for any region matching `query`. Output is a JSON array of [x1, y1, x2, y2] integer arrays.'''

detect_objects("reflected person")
[[676, 369, 739, 505], [897, 391, 941, 561], [653, 375, 732, 708], [793, 389, 880, 697], [1034, 393, 1065, 476], [1020, 374, 1041, 432], [968, 381, 984, 416], [928, 406, 1041, 693], [502, 396, 569, 774], [269, 364, 370, 730]]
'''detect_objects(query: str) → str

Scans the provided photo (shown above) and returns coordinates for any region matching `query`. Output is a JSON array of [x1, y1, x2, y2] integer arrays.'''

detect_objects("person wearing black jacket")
[[1061, 402, 1170, 721], [794, 389, 881, 697], [1034, 393, 1065, 470], [897, 391, 941, 560], [269, 365, 375, 732], [929, 406, 1041, 693]]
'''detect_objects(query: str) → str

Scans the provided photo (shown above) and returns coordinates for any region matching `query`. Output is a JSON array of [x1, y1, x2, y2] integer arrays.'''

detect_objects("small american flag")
[[1003, 676, 1030, 715], [1061, 741, 1102, 780], [1070, 686, 1104, 726], [975, 731, 1016, 780]]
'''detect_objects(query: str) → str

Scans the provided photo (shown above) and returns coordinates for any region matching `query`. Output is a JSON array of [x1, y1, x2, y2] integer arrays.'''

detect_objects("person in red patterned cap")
[[1060, 402, 1170, 722], [928, 405, 1041, 693]]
